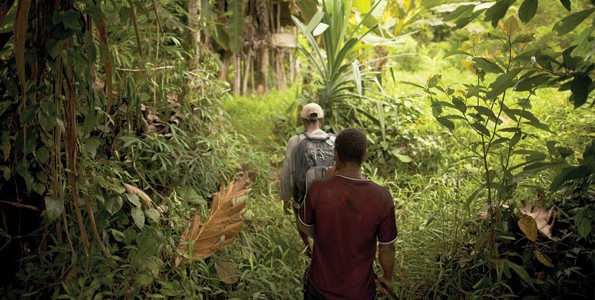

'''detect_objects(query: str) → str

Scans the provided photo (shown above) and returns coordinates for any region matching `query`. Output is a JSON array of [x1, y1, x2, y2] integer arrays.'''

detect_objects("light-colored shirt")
[[280, 128, 329, 208]]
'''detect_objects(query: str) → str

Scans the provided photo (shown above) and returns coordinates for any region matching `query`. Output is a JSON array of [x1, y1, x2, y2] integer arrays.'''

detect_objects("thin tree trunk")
[[188, 0, 200, 69], [233, 53, 241, 94], [242, 51, 252, 95]]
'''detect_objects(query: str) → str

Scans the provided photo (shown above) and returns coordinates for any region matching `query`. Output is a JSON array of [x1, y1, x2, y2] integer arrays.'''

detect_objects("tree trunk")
[[187, 0, 200, 70], [233, 53, 241, 94]]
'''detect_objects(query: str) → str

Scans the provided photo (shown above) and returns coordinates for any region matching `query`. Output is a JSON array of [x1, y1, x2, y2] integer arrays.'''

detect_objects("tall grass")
[[220, 61, 592, 298]]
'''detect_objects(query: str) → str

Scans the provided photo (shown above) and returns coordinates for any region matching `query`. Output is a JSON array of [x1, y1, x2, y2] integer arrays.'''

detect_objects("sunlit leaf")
[[518, 214, 538, 241], [44, 196, 64, 222], [312, 22, 329, 36], [473, 57, 504, 74], [499, 16, 519, 36], [534, 249, 555, 267], [553, 8, 595, 35], [443, 4, 475, 22], [306, 11, 325, 33], [132, 206, 145, 229]]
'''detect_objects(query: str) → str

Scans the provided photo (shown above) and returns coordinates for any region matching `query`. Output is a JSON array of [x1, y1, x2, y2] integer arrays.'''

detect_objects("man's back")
[[299, 175, 397, 299]]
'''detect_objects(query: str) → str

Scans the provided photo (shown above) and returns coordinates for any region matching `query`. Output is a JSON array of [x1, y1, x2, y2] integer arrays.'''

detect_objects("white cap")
[[301, 103, 324, 120]]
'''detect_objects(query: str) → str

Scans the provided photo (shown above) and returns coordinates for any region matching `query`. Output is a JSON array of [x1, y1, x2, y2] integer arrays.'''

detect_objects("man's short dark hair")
[[335, 128, 367, 164]]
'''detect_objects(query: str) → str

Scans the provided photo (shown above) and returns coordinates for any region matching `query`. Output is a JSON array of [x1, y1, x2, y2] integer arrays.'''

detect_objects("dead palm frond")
[[177, 174, 250, 262]]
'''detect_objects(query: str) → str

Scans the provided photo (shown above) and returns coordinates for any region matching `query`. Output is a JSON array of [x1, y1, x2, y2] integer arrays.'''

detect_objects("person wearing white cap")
[[280, 103, 334, 257]]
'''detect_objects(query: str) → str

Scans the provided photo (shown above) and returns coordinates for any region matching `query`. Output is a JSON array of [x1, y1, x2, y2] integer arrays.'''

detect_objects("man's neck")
[[304, 124, 320, 133], [335, 163, 363, 179]]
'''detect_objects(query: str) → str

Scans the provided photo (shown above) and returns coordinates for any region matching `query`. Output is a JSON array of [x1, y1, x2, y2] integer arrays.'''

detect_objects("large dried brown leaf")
[[521, 201, 556, 240], [177, 175, 250, 261]]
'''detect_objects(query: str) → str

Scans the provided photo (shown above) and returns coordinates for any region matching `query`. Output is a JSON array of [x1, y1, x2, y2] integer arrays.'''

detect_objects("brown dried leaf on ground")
[[520, 201, 556, 240], [177, 174, 250, 261]]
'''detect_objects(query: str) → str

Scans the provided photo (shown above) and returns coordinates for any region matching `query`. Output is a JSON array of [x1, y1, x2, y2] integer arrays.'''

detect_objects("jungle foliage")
[[0, 0, 593, 299]]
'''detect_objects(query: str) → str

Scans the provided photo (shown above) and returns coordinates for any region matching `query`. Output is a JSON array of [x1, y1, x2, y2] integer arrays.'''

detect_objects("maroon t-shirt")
[[298, 175, 398, 300]]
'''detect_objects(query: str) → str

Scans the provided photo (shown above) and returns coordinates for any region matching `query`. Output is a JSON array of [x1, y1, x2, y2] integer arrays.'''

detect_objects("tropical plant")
[[292, 0, 400, 129], [408, 0, 594, 296]]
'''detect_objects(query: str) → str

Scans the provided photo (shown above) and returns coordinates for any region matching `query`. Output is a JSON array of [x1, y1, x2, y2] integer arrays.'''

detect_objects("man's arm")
[[377, 243, 395, 291], [296, 217, 313, 236], [280, 137, 298, 214]]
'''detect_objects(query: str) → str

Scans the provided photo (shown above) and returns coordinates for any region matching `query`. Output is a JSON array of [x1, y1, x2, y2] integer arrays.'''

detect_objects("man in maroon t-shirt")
[[298, 128, 398, 300]]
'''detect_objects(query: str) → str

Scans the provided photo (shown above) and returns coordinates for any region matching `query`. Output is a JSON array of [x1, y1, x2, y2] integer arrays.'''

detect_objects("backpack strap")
[[302, 131, 331, 142]]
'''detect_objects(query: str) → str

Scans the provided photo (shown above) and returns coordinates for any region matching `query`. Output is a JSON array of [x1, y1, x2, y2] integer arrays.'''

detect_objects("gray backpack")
[[292, 132, 335, 203]]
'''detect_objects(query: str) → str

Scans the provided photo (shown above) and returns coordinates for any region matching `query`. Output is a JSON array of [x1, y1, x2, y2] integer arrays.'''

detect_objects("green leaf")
[[505, 260, 534, 287], [352, 61, 362, 96], [53, 10, 81, 31], [296, 0, 319, 23], [105, 195, 123, 215], [466, 187, 484, 207], [83, 137, 101, 158], [312, 22, 329, 36], [436, 116, 455, 131], [487, 69, 522, 99], [576, 213, 593, 239], [550, 165, 591, 191], [395, 153, 413, 163], [509, 132, 522, 148], [570, 74, 592, 108], [443, 4, 475, 22], [473, 57, 504, 74], [500, 15, 520, 36], [452, 97, 467, 113], [307, 11, 325, 33], [473, 106, 498, 122], [515, 73, 552, 92], [553, 8, 595, 35], [513, 162, 562, 183], [126, 194, 142, 208], [559, 0, 571, 11], [36, 147, 49, 164], [44, 196, 64, 222], [484, 0, 514, 28], [136, 227, 161, 257], [145, 208, 160, 224], [353, 0, 371, 13], [136, 273, 153, 287], [427, 74, 441, 88], [471, 122, 491, 137], [518, 0, 537, 23], [131, 207, 145, 230]]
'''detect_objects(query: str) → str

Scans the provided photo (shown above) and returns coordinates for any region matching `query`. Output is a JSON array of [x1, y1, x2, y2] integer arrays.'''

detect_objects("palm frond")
[[177, 175, 250, 261]]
